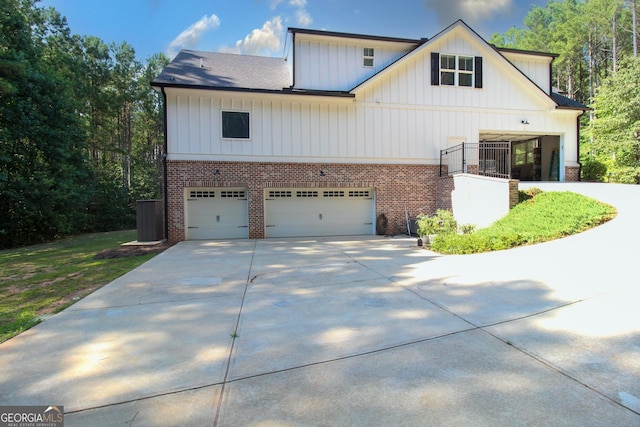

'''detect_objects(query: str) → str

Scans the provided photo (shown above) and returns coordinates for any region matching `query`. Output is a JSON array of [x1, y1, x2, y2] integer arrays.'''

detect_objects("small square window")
[[439, 54, 475, 87], [222, 111, 250, 139], [363, 47, 374, 67]]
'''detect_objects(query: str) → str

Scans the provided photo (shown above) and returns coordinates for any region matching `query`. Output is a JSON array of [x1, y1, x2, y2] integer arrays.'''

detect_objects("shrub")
[[459, 223, 477, 235], [416, 210, 457, 237], [581, 159, 607, 182]]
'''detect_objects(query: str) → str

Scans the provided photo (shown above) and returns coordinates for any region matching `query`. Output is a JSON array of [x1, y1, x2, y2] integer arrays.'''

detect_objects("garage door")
[[185, 188, 248, 239], [264, 188, 374, 238]]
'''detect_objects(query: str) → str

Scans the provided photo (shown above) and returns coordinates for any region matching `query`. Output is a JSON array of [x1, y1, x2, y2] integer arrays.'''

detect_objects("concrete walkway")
[[1, 183, 639, 426]]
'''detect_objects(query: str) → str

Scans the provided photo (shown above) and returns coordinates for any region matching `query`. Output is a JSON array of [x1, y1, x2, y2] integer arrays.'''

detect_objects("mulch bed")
[[94, 241, 174, 259]]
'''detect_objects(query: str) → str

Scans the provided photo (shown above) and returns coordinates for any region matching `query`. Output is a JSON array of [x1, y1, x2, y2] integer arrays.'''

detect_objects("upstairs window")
[[222, 111, 250, 139], [458, 56, 474, 87], [363, 47, 374, 67], [440, 54, 456, 86], [431, 52, 483, 88]]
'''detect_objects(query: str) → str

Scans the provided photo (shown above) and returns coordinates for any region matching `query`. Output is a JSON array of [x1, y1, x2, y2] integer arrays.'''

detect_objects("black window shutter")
[[474, 56, 483, 88], [431, 52, 440, 86]]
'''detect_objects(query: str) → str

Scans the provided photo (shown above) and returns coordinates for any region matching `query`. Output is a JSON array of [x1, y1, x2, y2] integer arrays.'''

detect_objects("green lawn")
[[0, 230, 159, 343], [431, 191, 617, 254]]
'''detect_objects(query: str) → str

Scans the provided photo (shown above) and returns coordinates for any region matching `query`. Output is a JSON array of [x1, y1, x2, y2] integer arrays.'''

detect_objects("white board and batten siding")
[[264, 188, 375, 238], [500, 51, 553, 96], [164, 25, 582, 168], [185, 188, 249, 239], [165, 93, 579, 169], [293, 36, 416, 91]]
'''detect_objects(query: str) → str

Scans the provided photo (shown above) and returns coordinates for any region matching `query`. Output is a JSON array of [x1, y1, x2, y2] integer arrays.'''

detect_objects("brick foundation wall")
[[565, 166, 580, 182], [436, 176, 454, 211], [166, 160, 439, 241]]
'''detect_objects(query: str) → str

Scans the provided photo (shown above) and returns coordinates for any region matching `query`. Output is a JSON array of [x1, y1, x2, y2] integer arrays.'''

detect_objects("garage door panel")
[[265, 188, 374, 238], [186, 188, 248, 240]]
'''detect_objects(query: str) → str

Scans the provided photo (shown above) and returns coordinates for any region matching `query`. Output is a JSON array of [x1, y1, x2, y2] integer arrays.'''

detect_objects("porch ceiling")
[[479, 132, 545, 142]]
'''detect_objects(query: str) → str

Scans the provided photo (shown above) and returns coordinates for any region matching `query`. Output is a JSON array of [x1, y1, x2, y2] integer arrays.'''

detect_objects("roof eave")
[[150, 82, 355, 98], [496, 46, 559, 59], [288, 27, 423, 45], [555, 105, 591, 111]]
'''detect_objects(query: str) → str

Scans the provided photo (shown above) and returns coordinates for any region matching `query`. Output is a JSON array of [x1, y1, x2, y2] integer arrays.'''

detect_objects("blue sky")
[[40, 0, 548, 61]]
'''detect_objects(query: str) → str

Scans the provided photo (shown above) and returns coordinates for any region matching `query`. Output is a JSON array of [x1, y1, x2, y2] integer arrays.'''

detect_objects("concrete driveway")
[[1, 183, 639, 426]]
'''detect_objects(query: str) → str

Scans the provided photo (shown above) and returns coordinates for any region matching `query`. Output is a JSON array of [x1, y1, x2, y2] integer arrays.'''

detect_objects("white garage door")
[[185, 188, 248, 239], [264, 188, 374, 238]]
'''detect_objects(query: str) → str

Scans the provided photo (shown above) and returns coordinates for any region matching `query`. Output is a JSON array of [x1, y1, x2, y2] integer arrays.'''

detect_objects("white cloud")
[[270, 0, 284, 9], [167, 14, 221, 58], [425, 0, 513, 25], [221, 17, 284, 55], [296, 9, 313, 26], [288, 0, 312, 26]]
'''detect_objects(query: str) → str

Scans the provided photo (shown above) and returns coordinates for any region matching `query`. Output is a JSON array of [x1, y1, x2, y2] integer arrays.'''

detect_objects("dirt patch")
[[94, 242, 174, 259]]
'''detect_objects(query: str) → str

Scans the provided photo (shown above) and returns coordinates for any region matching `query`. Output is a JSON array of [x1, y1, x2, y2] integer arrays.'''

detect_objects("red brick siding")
[[436, 176, 454, 211], [509, 179, 519, 208], [565, 166, 580, 182], [166, 161, 439, 241]]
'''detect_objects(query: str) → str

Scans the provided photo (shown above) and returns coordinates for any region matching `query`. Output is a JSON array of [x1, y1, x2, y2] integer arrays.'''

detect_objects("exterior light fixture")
[[213, 169, 220, 175], [319, 170, 326, 176], [521, 119, 530, 125]]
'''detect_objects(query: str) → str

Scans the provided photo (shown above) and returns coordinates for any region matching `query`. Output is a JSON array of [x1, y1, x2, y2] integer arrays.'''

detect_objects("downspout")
[[291, 31, 296, 88], [577, 111, 584, 182], [549, 56, 555, 96], [161, 87, 169, 240]]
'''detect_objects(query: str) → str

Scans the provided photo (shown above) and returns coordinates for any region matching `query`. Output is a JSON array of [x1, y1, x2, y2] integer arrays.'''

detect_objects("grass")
[[431, 191, 618, 254], [0, 230, 159, 343]]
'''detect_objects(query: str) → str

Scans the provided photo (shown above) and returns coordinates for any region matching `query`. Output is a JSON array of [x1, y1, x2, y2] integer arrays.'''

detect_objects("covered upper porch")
[[440, 133, 562, 182]]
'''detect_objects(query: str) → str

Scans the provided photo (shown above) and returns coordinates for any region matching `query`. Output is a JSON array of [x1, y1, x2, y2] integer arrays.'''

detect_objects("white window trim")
[[363, 47, 374, 68], [441, 54, 474, 87], [221, 110, 251, 140]]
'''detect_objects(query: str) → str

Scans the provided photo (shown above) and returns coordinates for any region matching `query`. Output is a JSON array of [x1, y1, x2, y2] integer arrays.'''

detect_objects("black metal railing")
[[440, 142, 511, 179]]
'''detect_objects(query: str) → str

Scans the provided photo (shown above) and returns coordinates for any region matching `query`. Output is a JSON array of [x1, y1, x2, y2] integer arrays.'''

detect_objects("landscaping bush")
[[416, 209, 458, 237], [581, 159, 608, 182]]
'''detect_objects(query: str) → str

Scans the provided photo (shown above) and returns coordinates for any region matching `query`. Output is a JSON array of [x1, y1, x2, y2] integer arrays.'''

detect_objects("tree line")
[[490, 0, 640, 183], [2, 0, 639, 249], [0, 0, 168, 248]]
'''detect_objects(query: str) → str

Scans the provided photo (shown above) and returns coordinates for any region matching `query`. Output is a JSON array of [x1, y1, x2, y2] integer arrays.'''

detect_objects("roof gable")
[[350, 20, 560, 110]]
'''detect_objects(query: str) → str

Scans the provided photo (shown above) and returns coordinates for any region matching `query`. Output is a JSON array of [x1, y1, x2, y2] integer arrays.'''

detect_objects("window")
[[434, 53, 477, 87], [458, 56, 474, 87], [513, 140, 538, 166], [441, 54, 473, 86], [363, 47, 374, 67], [222, 111, 250, 139], [440, 54, 456, 86]]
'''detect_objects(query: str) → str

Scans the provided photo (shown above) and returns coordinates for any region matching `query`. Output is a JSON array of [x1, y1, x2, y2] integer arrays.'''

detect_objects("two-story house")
[[151, 20, 587, 242]]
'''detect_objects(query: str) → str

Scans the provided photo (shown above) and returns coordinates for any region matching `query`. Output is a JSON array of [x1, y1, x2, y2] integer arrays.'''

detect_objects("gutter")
[[161, 87, 169, 241], [151, 82, 354, 98]]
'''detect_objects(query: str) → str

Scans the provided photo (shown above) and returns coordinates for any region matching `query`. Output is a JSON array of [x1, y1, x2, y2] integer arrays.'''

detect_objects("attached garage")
[[264, 188, 375, 238], [185, 188, 249, 239]]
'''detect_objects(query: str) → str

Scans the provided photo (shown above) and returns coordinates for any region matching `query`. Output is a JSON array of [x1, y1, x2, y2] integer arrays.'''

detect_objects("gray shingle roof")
[[152, 50, 291, 91], [552, 91, 589, 110]]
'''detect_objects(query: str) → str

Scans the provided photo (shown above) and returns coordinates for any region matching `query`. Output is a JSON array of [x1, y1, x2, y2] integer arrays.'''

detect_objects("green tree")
[[589, 57, 640, 183], [0, 0, 91, 247], [131, 53, 169, 201]]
